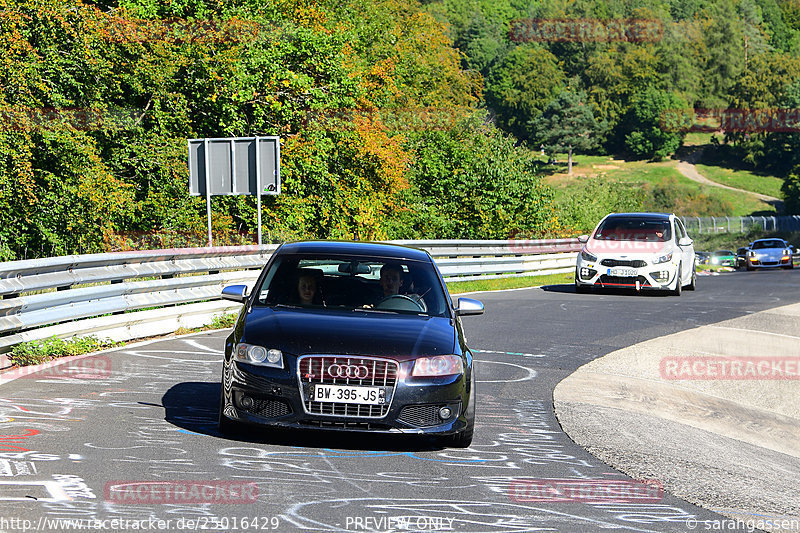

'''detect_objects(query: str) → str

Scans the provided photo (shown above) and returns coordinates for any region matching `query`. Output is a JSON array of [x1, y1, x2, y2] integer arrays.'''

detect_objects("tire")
[[686, 267, 696, 291], [671, 268, 682, 296], [218, 386, 244, 435], [783, 263, 794, 270], [443, 369, 476, 448], [575, 279, 590, 293]]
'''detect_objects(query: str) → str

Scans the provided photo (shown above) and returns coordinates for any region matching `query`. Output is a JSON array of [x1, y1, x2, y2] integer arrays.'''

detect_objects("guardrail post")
[[762, 216, 767, 231]]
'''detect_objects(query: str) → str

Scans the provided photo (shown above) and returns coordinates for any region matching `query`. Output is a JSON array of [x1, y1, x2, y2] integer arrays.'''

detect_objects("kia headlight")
[[234, 343, 284, 369], [412, 355, 463, 377], [653, 252, 672, 264], [580, 250, 597, 262]]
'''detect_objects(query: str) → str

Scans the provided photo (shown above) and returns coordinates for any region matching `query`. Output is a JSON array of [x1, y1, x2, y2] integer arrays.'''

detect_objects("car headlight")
[[653, 252, 672, 264], [412, 355, 463, 377], [580, 250, 597, 262], [234, 343, 284, 369]]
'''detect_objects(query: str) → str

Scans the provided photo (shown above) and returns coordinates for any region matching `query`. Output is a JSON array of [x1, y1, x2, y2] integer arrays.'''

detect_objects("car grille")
[[598, 275, 652, 287], [600, 259, 647, 268], [298, 356, 398, 418], [398, 405, 445, 427], [298, 420, 393, 431]]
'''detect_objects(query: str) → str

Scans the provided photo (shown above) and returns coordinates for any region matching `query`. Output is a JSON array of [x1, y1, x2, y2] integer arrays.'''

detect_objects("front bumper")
[[747, 254, 792, 268], [575, 256, 678, 290], [220, 357, 471, 436]]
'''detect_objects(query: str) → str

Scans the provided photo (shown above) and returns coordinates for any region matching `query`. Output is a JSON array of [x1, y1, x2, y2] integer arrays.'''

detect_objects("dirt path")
[[676, 147, 784, 212]]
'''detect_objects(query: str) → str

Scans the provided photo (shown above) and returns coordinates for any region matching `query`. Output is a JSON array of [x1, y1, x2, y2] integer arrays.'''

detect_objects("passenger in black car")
[[293, 269, 323, 306]]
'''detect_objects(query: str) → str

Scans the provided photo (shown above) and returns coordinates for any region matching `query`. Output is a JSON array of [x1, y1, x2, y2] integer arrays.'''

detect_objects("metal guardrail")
[[681, 215, 800, 234], [0, 239, 580, 354]]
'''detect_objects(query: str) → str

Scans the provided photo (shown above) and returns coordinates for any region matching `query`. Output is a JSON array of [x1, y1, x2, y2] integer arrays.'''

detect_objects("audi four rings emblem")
[[327, 364, 369, 379]]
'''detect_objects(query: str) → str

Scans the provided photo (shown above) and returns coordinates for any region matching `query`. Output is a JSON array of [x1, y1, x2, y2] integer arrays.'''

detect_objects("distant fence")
[[0, 239, 580, 355], [681, 215, 800, 235]]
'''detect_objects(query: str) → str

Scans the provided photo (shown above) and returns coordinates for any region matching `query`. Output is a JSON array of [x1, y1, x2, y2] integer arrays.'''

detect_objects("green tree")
[[485, 44, 565, 140], [619, 87, 687, 160], [394, 113, 564, 239], [531, 88, 602, 153]]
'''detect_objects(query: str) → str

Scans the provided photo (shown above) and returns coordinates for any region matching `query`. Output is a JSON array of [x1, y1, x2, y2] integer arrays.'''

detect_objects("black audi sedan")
[[218, 241, 484, 447]]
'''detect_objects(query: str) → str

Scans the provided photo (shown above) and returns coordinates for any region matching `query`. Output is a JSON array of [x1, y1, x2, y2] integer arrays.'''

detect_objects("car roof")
[[751, 238, 785, 244], [276, 240, 432, 261], [603, 213, 672, 221], [603, 212, 672, 221]]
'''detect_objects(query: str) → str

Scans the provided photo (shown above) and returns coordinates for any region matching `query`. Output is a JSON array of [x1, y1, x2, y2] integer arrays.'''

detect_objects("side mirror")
[[455, 297, 484, 316], [577, 235, 589, 243], [678, 237, 693, 246], [221, 284, 248, 303]]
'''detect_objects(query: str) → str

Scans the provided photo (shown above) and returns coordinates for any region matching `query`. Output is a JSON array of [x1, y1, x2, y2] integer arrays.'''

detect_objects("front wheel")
[[686, 267, 696, 291], [218, 386, 244, 435], [575, 277, 590, 293], [672, 268, 682, 296], [443, 370, 475, 448]]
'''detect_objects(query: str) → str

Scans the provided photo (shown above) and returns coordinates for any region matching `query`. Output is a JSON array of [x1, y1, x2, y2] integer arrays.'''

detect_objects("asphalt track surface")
[[1, 268, 799, 533]]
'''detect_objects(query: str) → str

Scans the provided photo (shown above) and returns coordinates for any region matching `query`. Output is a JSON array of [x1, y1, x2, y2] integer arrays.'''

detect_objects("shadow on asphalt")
[[540, 283, 672, 296], [161, 382, 445, 452]]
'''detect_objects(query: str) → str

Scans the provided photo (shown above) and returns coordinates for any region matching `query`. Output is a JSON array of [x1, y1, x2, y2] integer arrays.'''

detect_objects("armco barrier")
[[0, 240, 580, 356]]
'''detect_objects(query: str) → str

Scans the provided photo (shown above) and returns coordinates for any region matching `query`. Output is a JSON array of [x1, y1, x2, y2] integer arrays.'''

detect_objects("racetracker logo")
[[0, 107, 140, 132], [508, 238, 582, 254], [660, 356, 800, 380], [508, 478, 663, 503], [96, 16, 265, 44], [302, 106, 476, 132], [587, 238, 664, 253], [104, 481, 259, 504], [509, 18, 663, 42], [660, 108, 800, 133], [17, 356, 112, 380]]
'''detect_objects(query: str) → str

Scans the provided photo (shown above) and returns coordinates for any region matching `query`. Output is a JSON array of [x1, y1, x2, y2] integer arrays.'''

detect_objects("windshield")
[[594, 218, 672, 242], [751, 240, 785, 250], [253, 253, 450, 317], [713, 250, 734, 256]]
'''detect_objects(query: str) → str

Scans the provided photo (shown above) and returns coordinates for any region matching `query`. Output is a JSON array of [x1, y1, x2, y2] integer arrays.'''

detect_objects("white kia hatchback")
[[575, 213, 696, 295]]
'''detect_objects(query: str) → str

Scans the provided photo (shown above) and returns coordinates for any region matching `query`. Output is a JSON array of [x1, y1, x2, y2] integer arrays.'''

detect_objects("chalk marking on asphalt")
[[474, 349, 545, 358], [474, 361, 537, 383]]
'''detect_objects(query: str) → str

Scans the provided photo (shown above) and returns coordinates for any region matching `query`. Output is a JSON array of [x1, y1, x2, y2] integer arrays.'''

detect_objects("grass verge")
[[9, 335, 122, 367], [447, 271, 574, 294], [695, 164, 784, 199]]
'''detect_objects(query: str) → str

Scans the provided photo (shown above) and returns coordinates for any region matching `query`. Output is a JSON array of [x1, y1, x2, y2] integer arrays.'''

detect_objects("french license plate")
[[313, 384, 384, 405], [609, 267, 637, 277]]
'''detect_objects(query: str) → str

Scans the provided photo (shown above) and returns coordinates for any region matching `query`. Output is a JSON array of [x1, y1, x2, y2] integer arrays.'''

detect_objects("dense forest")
[[1, 0, 799, 260]]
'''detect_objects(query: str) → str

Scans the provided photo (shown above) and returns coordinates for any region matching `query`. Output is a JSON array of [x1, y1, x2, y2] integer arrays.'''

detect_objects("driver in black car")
[[379, 263, 404, 298]]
